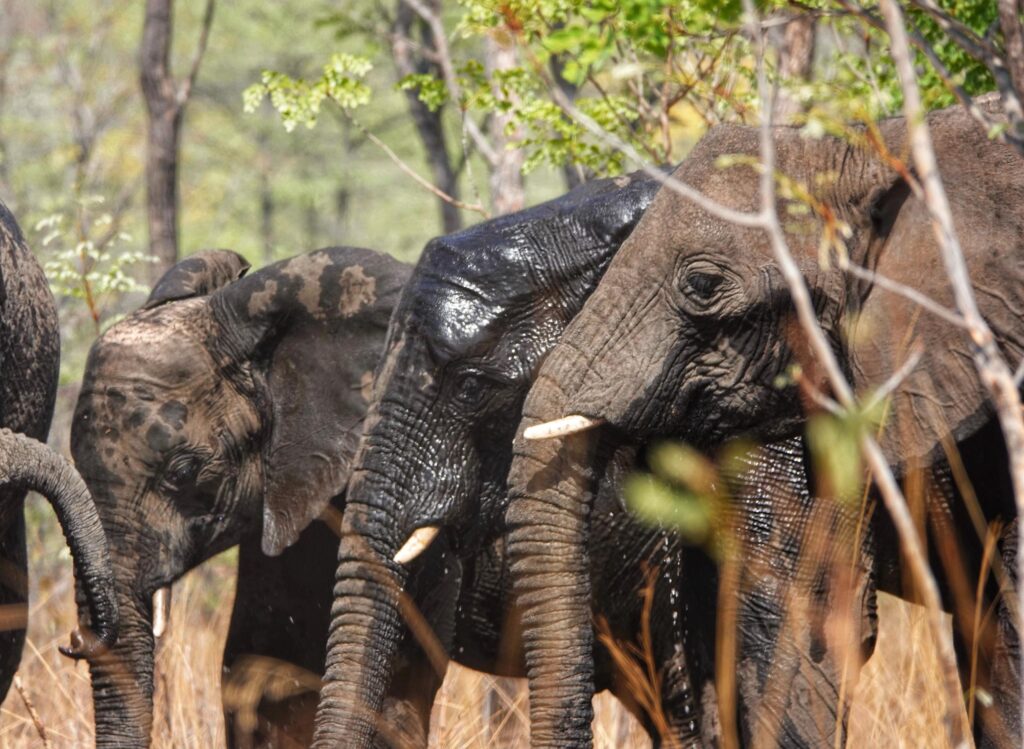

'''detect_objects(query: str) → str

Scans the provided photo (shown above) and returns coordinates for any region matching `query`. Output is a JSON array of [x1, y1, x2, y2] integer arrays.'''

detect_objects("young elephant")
[[70, 247, 410, 747], [0, 200, 118, 696], [507, 103, 1024, 747]]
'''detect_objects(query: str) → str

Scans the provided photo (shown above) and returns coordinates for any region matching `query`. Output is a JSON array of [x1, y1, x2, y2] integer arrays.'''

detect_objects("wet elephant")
[[311, 171, 845, 747]]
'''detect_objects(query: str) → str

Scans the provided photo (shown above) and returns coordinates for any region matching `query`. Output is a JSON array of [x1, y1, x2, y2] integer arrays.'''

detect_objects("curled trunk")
[[313, 479, 407, 749], [0, 428, 117, 653], [505, 372, 599, 749]]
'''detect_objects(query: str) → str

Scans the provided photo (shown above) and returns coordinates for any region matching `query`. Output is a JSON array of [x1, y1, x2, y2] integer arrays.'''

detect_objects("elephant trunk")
[[313, 480, 407, 749], [0, 429, 118, 654], [506, 367, 600, 749], [88, 573, 156, 748]]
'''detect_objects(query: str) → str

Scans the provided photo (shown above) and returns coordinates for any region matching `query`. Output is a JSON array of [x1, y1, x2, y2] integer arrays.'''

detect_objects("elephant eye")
[[684, 271, 724, 300], [452, 372, 487, 408], [162, 455, 202, 492]]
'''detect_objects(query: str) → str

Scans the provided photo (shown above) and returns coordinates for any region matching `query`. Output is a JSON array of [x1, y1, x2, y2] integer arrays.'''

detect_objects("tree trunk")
[[772, 15, 816, 124], [139, 0, 215, 282], [485, 33, 524, 216], [392, 0, 462, 233], [259, 166, 274, 265], [550, 55, 586, 191]]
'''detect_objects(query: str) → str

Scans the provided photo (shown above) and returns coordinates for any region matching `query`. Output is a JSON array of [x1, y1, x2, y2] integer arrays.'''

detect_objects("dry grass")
[[0, 497, 974, 748]]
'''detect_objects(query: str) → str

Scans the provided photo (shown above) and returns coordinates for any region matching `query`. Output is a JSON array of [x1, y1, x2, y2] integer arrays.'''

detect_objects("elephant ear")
[[839, 111, 1024, 467], [209, 247, 410, 556], [143, 249, 251, 309]]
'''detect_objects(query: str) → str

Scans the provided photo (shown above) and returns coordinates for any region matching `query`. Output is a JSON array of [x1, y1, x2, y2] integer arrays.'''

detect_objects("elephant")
[[73, 241, 707, 749], [505, 102, 1024, 747], [310, 169, 853, 748], [69, 246, 410, 747], [0, 200, 119, 697]]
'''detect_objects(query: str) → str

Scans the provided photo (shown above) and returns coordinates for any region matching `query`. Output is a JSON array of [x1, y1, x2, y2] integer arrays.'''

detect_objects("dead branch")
[[400, 0, 499, 167], [13, 676, 51, 749], [743, 3, 971, 742], [880, 0, 1024, 733], [345, 113, 490, 219]]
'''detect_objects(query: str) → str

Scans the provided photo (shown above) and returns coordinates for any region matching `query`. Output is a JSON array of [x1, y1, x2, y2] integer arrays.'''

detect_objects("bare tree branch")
[[345, 113, 490, 219], [840, 1, 1024, 154], [401, 0, 500, 167], [180, 0, 215, 104], [840, 259, 968, 329], [880, 0, 1024, 733], [139, 0, 217, 279], [998, 0, 1024, 99], [906, 0, 1024, 144], [391, 0, 463, 231]]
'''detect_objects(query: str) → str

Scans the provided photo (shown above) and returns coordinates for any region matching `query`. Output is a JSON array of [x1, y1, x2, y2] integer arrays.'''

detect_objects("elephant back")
[[0, 200, 59, 442]]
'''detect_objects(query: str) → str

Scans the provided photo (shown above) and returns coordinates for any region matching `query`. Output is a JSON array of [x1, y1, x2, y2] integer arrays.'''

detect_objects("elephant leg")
[[976, 521, 1020, 749], [222, 517, 337, 749], [0, 508, 26, 703], [721, 440, 876, 749]]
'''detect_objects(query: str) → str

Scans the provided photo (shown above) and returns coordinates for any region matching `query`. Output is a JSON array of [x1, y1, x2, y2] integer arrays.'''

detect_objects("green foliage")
[[37, 196, 154, 332], [804, 402, 883, 503], [624, 442, 721, 546], [244, 53, 374, 131], [906, 0, 997, 108]]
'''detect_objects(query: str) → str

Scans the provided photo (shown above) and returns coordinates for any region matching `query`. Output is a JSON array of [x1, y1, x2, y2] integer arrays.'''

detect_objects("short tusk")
[[394, 526, 441, 565], [152, 587, 171, 639], [523, 415, 605, 441]]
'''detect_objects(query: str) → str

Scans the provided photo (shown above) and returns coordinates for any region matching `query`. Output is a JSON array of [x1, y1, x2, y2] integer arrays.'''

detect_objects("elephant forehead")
[[406, 246, 554, 362], [92, 304, 216, 390]]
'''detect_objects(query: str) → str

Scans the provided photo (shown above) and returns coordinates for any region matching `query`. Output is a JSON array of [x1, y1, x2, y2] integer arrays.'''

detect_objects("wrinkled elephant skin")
[[508, 102, 1024, 747]]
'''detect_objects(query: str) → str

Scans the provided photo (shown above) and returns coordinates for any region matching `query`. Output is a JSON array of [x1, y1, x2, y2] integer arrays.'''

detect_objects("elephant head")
[[311, 171, 665, 747], [70, 247, 409, 747], [506, 104, 1024, 745]]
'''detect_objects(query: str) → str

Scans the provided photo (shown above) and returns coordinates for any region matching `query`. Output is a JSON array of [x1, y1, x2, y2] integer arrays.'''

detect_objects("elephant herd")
[[0, 100, 1021, 748]]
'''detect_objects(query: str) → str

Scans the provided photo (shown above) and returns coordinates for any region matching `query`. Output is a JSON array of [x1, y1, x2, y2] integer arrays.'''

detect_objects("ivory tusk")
[[523, 415, 605, 441], [152, 586, 171, 639], [393, 526, 441, 565]]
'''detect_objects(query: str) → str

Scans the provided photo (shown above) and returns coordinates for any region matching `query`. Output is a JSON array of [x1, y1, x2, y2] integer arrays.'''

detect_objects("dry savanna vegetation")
[[0, 494, 968, 748]]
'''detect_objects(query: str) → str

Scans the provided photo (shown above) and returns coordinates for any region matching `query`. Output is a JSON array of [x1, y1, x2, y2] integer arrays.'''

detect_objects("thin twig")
[[179, 0, 215, 104], [864, 342, 925, 412], [13, 676, 51, 749], [839, 2, 1023, 154], [880, 0, 1024, 734], [400, 0, 499, 166], [840, 259, 968, 329], [346, 113, 490, 218], [745, 2, 969, 746], [533, 64, 765, 229], [905, 0, 1024, 143]]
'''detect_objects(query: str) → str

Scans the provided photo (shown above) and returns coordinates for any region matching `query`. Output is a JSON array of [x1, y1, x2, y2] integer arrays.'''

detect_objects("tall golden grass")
[[0, 495, 971, 748]]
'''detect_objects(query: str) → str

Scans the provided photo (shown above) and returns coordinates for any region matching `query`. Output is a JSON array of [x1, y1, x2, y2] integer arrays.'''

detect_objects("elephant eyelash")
[[159, 448, 215, 492]]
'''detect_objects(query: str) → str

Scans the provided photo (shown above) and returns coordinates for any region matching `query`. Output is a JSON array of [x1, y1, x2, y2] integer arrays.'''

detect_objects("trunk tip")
[[59, 626, 114, 662]]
